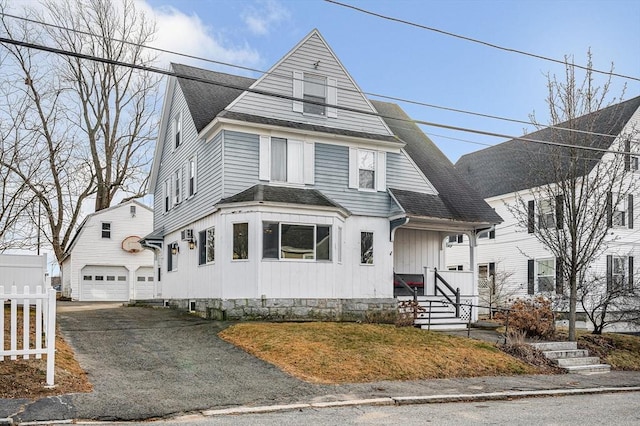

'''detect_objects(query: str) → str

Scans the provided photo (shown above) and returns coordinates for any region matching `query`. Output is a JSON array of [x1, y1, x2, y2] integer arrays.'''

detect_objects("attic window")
[[174, 112, 182, 149], [303, 74, 326, 115]]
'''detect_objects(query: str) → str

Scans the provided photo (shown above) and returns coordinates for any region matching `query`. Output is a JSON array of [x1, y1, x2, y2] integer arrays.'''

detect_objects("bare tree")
[[579, 271, 640, 334], [0, 0, 159, 261], [508, 53, 638, 341]]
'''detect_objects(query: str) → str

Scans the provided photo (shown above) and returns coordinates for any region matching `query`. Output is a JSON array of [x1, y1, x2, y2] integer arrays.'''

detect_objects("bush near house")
[[498, 296, 556, 339]]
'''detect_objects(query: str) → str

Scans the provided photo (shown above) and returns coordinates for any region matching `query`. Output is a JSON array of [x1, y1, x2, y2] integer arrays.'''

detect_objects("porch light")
[[188, 239, 196, 250], [171, 243, 179, 255]]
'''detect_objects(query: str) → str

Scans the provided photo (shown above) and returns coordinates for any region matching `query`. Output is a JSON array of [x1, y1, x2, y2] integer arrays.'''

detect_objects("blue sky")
[[143, 0, 640, 162]]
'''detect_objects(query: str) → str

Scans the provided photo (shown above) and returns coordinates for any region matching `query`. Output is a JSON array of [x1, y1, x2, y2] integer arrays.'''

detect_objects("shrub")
[[504, 296, 555, 339]]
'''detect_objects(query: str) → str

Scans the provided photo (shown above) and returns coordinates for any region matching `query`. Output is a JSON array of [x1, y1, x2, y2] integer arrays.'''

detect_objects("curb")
[[200, 386, 640, 417]]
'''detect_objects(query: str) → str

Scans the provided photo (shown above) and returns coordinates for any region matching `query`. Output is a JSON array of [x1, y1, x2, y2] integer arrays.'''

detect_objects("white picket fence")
[[1, 285, 57, 387]]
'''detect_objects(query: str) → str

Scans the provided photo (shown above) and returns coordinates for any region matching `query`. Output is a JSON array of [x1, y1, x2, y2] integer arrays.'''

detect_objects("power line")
[[0, 11, 623, 141], [0, 35, 635, 158], [325, 0, 640, 83]]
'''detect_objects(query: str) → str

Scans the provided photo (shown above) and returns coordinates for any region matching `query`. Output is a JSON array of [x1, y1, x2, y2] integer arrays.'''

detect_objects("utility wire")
[[0, 11, 623, 141], [0, 35, 635, 157], [325, 0, 640, 83]]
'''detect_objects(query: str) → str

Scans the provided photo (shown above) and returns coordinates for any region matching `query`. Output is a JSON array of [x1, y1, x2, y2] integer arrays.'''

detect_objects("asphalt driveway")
[[55, 302, 326, 421]]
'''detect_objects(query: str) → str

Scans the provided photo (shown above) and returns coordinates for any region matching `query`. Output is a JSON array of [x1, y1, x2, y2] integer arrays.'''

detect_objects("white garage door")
[[81, 266, 129, 301], [134, 267, 155, 300]]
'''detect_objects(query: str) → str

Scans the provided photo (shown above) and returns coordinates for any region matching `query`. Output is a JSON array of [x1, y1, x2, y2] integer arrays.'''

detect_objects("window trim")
[[198, 227, 215, 266], [292, 71, 337, 118], [261, 222, 332, 262], [101, 222, 111, 239], [348, 147, 386, 192], [536, 258, 555, 293], [259, 135, 314, 185], [173, 112, 182, 150], [360, 231, 374, 265], [163, 179, 171, 213], [167, 241, 179, 272], [173, 169, 182, 206], [187, 157, 197, 198], [232, 222, 249, 261]]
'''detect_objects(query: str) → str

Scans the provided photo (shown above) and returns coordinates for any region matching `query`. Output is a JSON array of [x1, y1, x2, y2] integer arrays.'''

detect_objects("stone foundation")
[[167, 297, 397, 323]]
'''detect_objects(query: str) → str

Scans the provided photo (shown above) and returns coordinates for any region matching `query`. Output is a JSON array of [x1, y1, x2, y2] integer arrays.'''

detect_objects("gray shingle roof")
[[455, 96, 640, 199], [372, 100, 502, 224], [172, 63, 255, 133], [219, 184, 347, 212]]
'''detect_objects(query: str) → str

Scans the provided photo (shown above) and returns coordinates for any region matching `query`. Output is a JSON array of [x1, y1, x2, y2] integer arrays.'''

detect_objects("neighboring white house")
[[446, 96, 640, 328], [142, 29, 502, 323], [61, 200, 154, 301]]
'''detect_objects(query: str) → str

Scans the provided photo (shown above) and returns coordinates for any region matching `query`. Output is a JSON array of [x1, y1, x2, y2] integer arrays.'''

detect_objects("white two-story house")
[[143, 29, 501, 323], [446, 96, 640, 328]]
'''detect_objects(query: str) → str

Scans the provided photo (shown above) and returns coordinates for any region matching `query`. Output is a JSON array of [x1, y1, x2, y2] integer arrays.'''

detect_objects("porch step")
[[419, 322, 468, 331], [555, 356, 601, 367], [563, 364, 611, 374]]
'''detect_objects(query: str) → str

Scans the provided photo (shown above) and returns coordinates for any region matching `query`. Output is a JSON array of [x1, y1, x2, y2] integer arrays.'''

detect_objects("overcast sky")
[[140, 0, 640, 162]]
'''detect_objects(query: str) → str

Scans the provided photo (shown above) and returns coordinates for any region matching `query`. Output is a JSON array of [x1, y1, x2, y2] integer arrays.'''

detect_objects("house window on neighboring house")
[[188, 157, 196, 197], [262, 222, 331, 261], [536, 258, 555, 292], [101, 222, 111, 239], [478, 229, 495, 239], [448, 265, 464, 271], [538, 199, 555, 229], [174, 112, 182, 149], [607, 255, 634, 292], [608, 192, 634, 229], [360, 231, 373, 264], [233, 223, 248, 260], [528, 197, 563, 233], [198, 227, 215, 265]]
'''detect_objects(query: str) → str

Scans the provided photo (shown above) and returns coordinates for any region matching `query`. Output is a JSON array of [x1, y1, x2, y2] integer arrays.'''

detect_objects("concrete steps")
[[398, 296, 468, 331], [530, 341, 610, 374]]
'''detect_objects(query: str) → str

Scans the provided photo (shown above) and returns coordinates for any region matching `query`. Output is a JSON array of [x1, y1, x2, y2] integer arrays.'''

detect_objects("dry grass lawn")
[[219, 322, 541, 383], [577, 332, 640, 371], [1, 307, 92, 399]]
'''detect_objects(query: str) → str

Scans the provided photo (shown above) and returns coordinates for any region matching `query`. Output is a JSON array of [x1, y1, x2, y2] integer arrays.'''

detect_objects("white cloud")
[[136, 2, 261, 70], [242, 0, 291, 35]]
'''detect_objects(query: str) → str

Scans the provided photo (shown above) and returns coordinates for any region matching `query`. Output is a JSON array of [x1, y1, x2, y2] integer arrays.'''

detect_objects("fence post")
[[45, 288, 56, 387], [10, 285, 17, 360]]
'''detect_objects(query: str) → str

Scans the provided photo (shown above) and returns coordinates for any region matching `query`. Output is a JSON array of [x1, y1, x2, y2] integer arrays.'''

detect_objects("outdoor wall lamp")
[[171, 243, 179, 255], [188, 239, 196, 250]]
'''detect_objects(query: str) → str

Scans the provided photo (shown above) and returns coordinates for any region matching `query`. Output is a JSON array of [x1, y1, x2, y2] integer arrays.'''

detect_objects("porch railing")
[[434, 268, 460, 318], [393, 272, 418, 304]]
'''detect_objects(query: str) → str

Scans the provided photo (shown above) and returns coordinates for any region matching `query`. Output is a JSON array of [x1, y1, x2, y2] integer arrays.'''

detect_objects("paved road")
[[106, 391, 640, 425]]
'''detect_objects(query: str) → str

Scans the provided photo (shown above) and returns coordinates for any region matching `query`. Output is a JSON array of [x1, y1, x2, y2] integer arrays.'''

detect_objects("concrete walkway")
[[2, 303, 640, 424]]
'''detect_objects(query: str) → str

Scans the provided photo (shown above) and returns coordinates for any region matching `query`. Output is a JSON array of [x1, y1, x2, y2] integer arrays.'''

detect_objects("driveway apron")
[[57, 304, 323, 421]]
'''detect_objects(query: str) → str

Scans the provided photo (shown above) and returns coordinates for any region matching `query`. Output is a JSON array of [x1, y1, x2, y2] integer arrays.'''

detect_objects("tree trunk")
[[569, 274, 577, 341]]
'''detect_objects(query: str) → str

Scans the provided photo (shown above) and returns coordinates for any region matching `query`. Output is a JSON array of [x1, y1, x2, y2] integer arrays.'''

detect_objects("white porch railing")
[[1, 285, 57, 387]]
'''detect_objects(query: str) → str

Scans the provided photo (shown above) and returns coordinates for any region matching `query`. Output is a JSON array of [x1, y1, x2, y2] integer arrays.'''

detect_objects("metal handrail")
[[434, 268, 460, 317], [394, 272, 418, 304]]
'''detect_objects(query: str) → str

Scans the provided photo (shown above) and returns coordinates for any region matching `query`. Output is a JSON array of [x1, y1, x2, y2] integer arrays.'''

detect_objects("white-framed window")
[[188, 157, 197, 197], [101, 222, 111, 239], [607, 255, 633, 292], [303, 73, 326, 116], [174, 112, 182, 150], [233, 223, 249, 260], [163, 179, 171, 213], [292, 71, 337, 118], [173, 169, 181, 205], [538, 199, 555, 229], [348, 148, 386, 191], [168, 242, 179, 272], [259, 135, 314, 185], [536, 258, 555, 292], [198, 227, 215, 265], [262, 222, 331, 261], [631, 156, 639, 172], [360, 231, 373, 264], [613, 196, 627, 227]]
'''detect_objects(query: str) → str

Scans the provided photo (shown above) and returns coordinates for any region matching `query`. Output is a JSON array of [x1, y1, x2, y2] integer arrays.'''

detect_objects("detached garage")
[[81, 266, 129, 301], [61, 200, 154, 302]]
